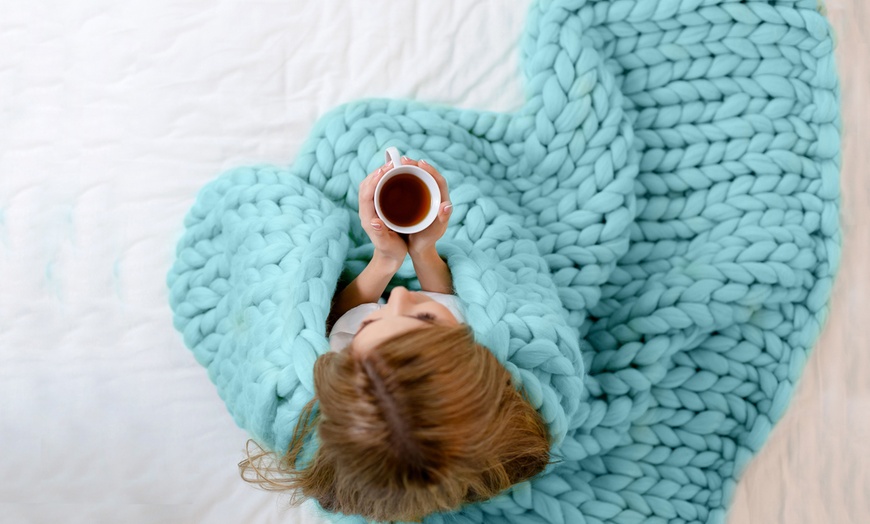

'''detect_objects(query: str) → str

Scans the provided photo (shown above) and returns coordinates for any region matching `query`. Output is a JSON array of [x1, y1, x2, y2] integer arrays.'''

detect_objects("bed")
[[1, 1, 866, 522]]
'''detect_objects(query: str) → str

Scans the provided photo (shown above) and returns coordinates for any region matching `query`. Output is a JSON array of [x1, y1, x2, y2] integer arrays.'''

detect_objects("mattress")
[[1, 1, 866, 523]]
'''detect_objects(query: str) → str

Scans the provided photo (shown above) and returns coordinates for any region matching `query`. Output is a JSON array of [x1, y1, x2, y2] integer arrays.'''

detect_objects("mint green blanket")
[[167, 1, 841, 522]]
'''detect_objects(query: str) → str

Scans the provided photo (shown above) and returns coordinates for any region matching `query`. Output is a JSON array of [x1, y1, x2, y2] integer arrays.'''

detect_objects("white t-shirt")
[[328, 292, 466, 352]]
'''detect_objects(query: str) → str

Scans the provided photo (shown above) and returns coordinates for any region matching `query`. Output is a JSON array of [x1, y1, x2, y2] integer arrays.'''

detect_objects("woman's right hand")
[[401, 157, 452, 258], [358, 162, 409, 271]]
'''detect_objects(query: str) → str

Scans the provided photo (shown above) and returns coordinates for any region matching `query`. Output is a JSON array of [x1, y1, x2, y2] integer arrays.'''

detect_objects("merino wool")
[[167, 0, 841, 522]]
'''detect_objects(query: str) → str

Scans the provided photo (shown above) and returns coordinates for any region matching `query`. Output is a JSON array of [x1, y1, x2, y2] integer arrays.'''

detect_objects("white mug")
[[374, 147, 441, 234]]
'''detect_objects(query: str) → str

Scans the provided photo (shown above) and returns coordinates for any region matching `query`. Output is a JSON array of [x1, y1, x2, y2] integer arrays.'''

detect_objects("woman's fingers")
[[417, 159, 449, 202], [440, 201, 453, 222], [362, 162, 392, 191], [359, 163, 391, 221]]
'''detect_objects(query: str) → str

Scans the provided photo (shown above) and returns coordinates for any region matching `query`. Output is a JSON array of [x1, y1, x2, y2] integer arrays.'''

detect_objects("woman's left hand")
[[358, 162, 408, 270], [400, 157, 452, 258]]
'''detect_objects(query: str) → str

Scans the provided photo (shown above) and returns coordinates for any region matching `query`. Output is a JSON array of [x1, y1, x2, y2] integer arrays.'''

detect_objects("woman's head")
[[241, 315, 553, 523], [352, 286, 463, 355]]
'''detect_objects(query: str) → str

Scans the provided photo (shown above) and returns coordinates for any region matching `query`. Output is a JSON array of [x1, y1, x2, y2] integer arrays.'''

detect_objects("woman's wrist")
[[409, 244, 437, 261], [410, 247, 453, 294], [371, 250, 404, 275]]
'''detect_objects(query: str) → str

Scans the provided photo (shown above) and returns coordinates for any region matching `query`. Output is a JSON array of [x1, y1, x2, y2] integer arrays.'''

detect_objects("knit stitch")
[[167, 1, 841, 522]]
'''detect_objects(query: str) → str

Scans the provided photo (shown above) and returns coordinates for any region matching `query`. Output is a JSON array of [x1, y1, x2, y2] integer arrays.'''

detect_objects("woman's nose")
[[387, 286, 412, 312]]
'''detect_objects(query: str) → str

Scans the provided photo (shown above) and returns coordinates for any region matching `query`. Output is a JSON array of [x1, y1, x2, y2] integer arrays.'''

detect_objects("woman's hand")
[[358, 161, 408, 271], [399, 157, 452, 258]]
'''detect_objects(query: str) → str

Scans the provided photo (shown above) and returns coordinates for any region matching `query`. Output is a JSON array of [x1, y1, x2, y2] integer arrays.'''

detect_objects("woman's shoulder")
[[416, 291, 455, 298], [330, 302, 382, 335], [417, 291, 459, 304]]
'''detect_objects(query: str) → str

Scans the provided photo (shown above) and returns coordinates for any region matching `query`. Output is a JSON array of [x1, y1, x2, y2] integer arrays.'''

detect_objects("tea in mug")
[[378, 174, 431, 228]]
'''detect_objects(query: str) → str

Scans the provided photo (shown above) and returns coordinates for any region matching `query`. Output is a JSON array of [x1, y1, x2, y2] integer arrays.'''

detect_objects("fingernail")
[[443, 204, 452, 213], [419, 159, 428, 166], [371, 221, 382, 230]]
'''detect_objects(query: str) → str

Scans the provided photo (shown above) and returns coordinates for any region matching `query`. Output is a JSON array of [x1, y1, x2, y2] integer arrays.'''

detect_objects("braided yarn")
[[167, 0, 841, 522]]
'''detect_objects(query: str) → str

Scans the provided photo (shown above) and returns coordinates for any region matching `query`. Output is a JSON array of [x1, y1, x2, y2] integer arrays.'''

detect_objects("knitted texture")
[[167, 0, 841, 523]]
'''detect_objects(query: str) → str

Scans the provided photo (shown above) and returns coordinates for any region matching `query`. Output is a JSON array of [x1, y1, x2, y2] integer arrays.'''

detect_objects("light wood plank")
[[729, 1, 870, 522]]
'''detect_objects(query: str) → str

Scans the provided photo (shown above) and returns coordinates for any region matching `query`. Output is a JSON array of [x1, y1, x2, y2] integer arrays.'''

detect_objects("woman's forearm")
[[410, 247, 453, 294], [328, 252, 401, 325]]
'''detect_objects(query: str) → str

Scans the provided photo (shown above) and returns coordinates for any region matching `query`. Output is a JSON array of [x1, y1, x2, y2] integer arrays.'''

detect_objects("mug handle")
[[384, 147, 402, 169]]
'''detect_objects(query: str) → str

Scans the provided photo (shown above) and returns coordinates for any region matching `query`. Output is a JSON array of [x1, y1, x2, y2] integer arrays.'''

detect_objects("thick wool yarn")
[[167, 0, 841, 522]]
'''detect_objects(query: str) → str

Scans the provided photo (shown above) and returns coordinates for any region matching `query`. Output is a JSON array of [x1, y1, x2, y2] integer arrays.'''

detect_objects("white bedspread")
[[1, 1, 866, 523]]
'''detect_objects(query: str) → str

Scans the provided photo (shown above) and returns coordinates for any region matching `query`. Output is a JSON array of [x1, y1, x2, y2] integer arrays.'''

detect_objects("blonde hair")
[[239, 323, 554, 522]]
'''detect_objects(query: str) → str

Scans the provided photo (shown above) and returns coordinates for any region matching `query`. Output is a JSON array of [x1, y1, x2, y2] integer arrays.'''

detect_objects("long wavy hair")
[[239, 323, 554, 523]]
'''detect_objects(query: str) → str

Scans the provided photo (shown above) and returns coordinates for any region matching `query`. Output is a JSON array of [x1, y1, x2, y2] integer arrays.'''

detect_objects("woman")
[[240, 156, 553, 523]]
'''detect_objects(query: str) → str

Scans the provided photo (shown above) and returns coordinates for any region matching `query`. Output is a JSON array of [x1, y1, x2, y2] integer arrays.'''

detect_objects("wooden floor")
[[728, 2, 870, 522]]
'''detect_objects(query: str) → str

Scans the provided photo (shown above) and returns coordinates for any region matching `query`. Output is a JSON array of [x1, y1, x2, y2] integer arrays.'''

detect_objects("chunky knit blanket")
[[167, 0, 841, 522]]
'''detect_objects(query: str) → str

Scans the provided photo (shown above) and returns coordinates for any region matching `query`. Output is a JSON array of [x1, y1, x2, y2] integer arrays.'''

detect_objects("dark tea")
[[378, 173, 431, 227]]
